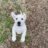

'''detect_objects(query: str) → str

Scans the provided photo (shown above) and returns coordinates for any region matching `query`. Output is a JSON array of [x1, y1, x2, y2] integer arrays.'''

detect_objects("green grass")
[[0, 9, 13, 43], [0, 14, 12, 43]]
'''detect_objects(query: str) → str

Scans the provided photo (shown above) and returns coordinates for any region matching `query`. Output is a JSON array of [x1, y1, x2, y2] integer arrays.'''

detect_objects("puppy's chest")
[[16, 26, 24, 34]]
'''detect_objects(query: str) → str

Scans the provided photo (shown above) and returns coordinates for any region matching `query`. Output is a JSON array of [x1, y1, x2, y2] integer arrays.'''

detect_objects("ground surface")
[[0, 0, 48, 48]]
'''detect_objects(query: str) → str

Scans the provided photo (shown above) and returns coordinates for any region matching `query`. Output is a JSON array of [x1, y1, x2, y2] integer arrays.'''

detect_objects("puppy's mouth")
[[17, 21, 21, 26]]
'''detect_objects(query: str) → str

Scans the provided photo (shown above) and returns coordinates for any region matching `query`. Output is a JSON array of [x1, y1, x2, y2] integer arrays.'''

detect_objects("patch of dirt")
[[25, 0, 48, 48]]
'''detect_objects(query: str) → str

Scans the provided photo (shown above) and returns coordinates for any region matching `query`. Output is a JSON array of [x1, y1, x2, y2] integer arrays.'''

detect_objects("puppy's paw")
[[12, 37, 16, 42], [20, 38, 25, 42]]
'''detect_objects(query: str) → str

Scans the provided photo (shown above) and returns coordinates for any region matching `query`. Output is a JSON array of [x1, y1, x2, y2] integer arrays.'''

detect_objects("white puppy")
[[11, 12, 27, 42]]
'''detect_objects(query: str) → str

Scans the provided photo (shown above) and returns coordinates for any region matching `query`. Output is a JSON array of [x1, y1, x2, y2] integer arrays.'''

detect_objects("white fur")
[[11, 12, 27, 42]]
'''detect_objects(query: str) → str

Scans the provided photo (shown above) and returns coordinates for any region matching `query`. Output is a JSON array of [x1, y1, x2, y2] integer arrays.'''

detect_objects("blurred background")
[[0, 0, 48, 48]]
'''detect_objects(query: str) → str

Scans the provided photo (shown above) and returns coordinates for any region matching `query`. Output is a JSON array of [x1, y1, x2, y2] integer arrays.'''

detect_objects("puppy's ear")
[[11, 12, 16, 21], [23, 13, 26, 20]]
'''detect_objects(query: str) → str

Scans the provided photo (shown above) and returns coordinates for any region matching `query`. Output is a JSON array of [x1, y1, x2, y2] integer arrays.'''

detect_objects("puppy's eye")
[[21, 18, 23, 20], [16, 18, 18, 20]]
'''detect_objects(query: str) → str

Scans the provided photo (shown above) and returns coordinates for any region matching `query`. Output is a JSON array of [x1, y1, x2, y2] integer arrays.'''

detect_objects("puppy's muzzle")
[[17, 21, 21, 26]]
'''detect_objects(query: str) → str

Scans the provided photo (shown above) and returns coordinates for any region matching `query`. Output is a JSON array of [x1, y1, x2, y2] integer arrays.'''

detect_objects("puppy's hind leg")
[[12, 28, 16, 42]]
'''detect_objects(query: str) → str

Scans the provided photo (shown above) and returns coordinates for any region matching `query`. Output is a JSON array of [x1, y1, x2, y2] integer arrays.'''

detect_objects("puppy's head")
[[11, 12, 26, 26]]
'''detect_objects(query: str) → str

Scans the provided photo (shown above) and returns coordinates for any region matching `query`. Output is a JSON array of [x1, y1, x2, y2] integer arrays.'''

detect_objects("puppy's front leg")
[[20, 31, 26, 42], [12, 28, 16, 42]]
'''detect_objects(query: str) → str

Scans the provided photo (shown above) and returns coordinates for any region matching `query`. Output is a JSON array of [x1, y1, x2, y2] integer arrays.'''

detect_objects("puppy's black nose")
[[17, 21, 21, 26]]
